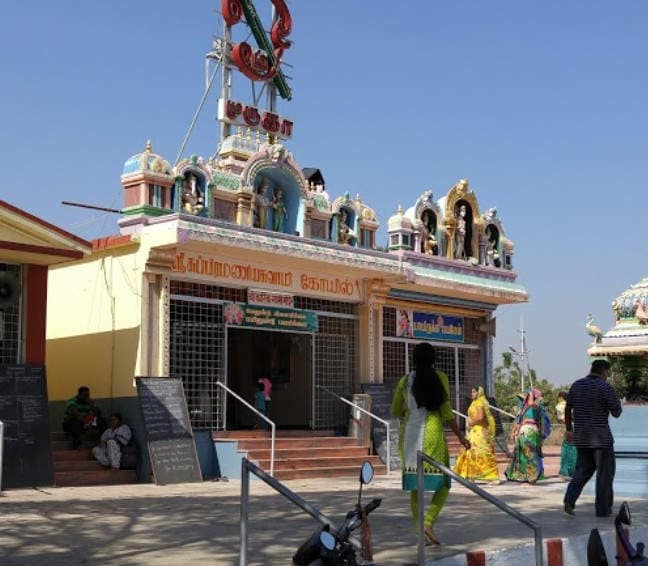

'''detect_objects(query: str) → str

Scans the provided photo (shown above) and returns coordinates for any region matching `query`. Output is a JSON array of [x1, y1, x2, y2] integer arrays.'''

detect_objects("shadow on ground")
[[1, 478, 646, 565]]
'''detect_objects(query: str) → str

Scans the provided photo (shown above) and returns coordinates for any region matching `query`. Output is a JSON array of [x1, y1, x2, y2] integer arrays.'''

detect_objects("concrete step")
[[50, 439, 96, 451], [213, 430, 335, 439], [246, 446, 372, 460], [54, 460, 105, 472], [236, 437, 362, 450], [274, 464, 387, 481], [55, 469, 137, 487], [257, 455, 384, 471], [52, 449, 93, 461]]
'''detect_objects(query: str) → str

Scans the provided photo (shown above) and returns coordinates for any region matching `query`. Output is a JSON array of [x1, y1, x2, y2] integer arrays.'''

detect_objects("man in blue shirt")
[[563, 359, 622, 517]]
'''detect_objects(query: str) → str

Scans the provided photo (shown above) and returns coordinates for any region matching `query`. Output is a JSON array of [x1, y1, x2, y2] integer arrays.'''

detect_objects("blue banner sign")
[[395, 309, 464, 343]]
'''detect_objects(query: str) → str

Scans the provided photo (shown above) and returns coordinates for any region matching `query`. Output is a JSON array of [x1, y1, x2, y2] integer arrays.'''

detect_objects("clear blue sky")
[[2, 1, 647, 385]]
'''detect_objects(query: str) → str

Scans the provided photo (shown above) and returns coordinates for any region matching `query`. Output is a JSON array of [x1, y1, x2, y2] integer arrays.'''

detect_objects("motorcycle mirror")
[[319, 530, 336, 551], [617, 501, 631, 526], [360, 461, 374, 485]]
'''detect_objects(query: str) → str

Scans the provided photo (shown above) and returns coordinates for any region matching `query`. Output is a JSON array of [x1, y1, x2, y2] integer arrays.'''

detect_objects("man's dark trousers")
[[564, 447, 616, 516]]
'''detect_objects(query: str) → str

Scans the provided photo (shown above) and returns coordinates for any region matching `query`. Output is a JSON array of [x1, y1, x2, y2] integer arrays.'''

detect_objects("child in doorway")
[[254, 382, 267, 430], [258, 376, 272, 418]]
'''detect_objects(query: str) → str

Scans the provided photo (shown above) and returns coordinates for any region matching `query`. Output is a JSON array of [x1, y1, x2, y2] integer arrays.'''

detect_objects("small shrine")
[[588, 277, 648, 398]]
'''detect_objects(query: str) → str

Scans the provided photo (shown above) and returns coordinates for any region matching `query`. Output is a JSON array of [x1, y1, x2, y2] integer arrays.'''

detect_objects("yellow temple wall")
[[46, 243, 144, 402]]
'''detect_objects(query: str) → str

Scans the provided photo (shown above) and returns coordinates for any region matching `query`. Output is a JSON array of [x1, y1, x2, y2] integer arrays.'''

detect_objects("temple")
[[588, 277, 648, 399], [40, 1, 528, 482]]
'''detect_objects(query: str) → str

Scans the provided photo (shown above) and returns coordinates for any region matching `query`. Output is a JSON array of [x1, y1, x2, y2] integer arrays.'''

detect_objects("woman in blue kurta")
[[391, 342, 470, 545]]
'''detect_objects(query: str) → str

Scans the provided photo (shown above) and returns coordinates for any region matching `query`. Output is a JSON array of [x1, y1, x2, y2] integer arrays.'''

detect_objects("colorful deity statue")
[[454, 204, 467, 259], [421, 210, 437, 255], [338, 210, 354, 245], [181, 174, 204, 215], [254, 179, 271, 229], [272, 188, 288, 232]]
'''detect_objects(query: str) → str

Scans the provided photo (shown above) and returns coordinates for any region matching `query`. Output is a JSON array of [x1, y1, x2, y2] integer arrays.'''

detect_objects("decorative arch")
[[330, 193, 360, 245], [240, 144, 309, 235], [443, 179, 482, 260], [174, 159, 211, 215], [480, 208, 505, 267], [412, 190, 443, 255]]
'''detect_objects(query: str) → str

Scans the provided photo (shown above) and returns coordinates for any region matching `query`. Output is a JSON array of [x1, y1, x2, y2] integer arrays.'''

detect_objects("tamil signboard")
[[395, 309, 464, 343], [171, 251, 363, 302], [223, 302, 317, 333], [247, 288, 294, 308]]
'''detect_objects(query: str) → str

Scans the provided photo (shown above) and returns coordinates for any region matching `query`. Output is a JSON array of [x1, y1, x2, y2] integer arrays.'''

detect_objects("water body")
[[585, 404, 648, 497]]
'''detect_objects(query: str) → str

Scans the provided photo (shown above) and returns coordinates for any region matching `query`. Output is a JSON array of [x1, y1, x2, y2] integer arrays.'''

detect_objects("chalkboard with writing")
[[361, 382, 400, 470], [0, 364, 54, 489], [136, 377, 202, 484]]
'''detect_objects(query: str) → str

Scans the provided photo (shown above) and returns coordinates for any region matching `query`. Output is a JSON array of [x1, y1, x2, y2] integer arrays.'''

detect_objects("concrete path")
[[1, 473, 646, 565]]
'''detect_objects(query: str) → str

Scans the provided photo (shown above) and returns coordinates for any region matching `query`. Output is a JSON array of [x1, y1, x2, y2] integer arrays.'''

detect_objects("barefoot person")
[[391, 342, 470, 545], [454, 387, 500, 484]]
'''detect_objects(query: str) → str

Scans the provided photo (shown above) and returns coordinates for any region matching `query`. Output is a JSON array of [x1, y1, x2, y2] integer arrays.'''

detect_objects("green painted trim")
[[122, 204, 172, 217]]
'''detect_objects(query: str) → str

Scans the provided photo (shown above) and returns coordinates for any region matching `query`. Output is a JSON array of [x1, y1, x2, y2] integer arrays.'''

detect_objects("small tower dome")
[[121, 141, 175, 217], [388, 205, 414, 251], [122, 140, 172, 177]]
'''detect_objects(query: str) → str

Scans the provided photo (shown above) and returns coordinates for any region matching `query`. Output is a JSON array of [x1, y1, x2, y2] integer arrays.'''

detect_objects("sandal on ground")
[[424, 526, 441, 546]]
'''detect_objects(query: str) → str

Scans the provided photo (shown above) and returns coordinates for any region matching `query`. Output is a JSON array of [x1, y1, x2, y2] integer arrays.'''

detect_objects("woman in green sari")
[[504, 388, 548, 483], [391, 342, 470, 545]]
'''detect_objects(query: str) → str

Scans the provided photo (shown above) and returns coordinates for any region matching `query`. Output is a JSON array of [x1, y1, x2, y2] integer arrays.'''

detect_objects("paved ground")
[[1, 472, 647, 565]]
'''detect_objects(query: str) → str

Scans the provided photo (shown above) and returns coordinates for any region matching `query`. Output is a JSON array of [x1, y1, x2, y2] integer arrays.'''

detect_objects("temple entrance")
[[226, 328, 312, 429]]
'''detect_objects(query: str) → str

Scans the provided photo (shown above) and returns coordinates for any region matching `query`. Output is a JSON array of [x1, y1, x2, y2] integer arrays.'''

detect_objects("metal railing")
[[239, 457, 359, 565], [0, 420, 3, 494], [216, 381, 275, 477], [316, 385, 390, 474], [416, 450, 543, 566], [489, 404, 517, 420], [616, 451, 648, 459]]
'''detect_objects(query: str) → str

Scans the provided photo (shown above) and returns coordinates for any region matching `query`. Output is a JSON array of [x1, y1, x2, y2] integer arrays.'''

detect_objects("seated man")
[[92, 413, 133, 470], [62, 386, 105, 449]]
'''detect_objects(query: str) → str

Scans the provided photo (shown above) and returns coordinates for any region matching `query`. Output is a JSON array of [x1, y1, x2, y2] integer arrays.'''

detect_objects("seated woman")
[[454, 387, 500, 484], [92, 413, 133, 470]]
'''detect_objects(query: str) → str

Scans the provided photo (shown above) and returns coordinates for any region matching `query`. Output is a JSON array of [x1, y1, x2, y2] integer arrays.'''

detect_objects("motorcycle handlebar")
[[364, 498, 382, 515]]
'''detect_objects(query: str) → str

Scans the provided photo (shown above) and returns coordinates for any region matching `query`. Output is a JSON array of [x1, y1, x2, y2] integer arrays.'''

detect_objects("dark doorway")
[[226, 328, 312, 429]]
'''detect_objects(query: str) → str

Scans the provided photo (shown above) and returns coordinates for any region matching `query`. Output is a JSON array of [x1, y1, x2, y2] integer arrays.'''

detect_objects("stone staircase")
[[213, 430, 386, 480], [51, 432, 138, 487]]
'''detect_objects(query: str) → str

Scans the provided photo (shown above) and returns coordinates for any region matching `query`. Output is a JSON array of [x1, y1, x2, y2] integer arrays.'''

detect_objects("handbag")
[[402, 469, 450, 491]]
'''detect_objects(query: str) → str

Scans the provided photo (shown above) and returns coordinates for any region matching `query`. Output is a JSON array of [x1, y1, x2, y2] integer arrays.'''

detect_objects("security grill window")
[[169, 281, 358, 431], [0, 263, 22, 365]]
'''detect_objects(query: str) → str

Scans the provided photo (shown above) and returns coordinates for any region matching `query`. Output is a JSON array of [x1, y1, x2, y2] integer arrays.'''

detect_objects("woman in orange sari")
[[454, 387, 500, 483]]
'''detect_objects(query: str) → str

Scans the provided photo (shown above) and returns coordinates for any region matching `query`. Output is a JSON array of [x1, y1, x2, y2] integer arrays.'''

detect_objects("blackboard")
[[136, 377, 202, 484], [0, 364, 54, 489], [361, 382, 400, 470]]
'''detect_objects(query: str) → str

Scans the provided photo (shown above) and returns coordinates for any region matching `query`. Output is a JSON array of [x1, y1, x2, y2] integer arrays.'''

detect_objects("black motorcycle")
[[293, 461, 382, 566], [587, 501, 647, 565]]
